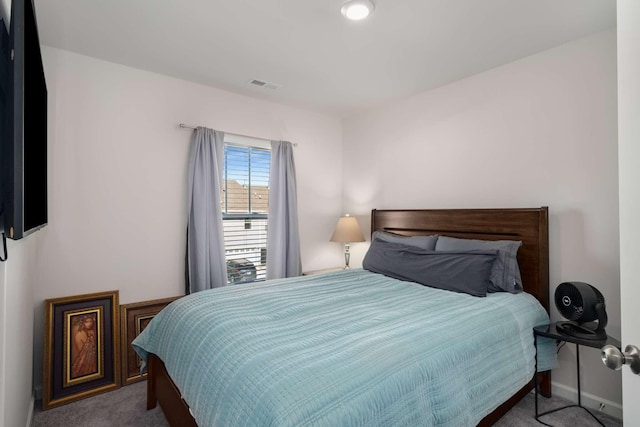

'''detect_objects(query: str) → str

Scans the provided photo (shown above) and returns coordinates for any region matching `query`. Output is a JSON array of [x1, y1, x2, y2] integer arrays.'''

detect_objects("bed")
[[133, 207, 553, 426]]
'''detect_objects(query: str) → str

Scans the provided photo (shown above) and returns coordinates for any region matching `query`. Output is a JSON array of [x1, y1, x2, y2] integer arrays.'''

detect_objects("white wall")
[[32, 47, 344, 393], [343, 30, 622, 412], [0, 237, 37, 427], [0, 258, 4, 427], [0, 0, 8, 30], [0, 265, 3, 425]]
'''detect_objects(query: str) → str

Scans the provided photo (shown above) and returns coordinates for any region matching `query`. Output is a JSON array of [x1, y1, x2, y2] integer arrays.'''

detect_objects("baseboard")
[[25, 395, 34, 427], [551, 381, 623, 420]]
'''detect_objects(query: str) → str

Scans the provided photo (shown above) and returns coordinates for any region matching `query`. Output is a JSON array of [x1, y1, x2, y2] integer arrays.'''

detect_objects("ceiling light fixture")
[[340, 0, 375, 21]]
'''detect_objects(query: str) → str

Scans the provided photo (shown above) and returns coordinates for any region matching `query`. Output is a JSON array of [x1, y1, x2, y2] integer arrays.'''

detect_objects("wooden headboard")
[[371, 207, 549, 313]]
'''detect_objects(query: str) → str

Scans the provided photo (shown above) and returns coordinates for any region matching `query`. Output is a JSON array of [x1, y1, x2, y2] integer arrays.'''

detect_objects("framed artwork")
[[43, 290, 120, 410], [120, 296, 181, 385]]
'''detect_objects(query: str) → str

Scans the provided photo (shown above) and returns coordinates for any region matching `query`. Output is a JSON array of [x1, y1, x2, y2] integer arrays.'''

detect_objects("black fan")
[[554, 282, 608, 341]]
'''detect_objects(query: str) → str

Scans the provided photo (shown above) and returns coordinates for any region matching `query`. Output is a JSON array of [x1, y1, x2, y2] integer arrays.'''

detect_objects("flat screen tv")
[[0, 0, 48, 243]]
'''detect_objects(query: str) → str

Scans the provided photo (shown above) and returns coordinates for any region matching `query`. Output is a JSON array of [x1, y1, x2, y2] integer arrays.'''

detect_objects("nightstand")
[[302, 267, 344, 276], [533, 323, 620, 426]]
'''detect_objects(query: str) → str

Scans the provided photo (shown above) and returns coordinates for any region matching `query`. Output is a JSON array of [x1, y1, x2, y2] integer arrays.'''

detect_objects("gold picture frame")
[[43, 291, 120, 410], [120, 296, 181, 385]]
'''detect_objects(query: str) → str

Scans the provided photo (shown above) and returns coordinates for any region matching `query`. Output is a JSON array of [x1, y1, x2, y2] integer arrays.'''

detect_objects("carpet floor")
[[32, 382, 622, 427]]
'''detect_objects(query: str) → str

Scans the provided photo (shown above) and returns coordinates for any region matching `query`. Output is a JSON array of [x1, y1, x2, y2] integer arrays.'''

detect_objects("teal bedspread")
[[133, 269, 556, 427]]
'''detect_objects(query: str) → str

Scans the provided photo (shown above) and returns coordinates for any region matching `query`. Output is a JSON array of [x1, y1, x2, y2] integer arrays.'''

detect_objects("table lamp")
[[330, 214, 365, 269]]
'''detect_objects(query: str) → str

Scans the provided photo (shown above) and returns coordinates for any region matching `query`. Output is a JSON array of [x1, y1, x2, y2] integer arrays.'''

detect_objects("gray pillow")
[[372, 231, 438, 250], [362, 240, 497, 297], [435, 236, 523, 293]]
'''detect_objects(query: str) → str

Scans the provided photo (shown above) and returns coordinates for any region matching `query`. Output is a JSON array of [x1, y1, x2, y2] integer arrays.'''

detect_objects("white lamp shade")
[[330, 216, 365, 243]]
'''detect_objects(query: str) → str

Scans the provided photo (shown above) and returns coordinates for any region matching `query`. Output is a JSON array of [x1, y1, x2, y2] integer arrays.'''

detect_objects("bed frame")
[[147, 207, 551, 426]]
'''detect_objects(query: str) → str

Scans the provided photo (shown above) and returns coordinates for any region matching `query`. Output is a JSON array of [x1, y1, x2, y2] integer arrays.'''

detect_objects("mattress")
[[133, 269, 555, 427]]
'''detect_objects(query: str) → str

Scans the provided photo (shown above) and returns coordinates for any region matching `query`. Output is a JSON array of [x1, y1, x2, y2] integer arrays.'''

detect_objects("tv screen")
[[1, 0, 47, 241], [0, 17, 10, 240]]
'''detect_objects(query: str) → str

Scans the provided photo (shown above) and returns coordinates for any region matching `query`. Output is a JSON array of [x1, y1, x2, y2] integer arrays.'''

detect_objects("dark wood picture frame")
[[120, 296, 181, 385], [43, 290, 120, 410]]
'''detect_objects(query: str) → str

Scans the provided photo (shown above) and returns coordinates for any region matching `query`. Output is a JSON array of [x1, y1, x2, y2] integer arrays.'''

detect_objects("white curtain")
[[266, 141, 302, 279], [186, 127, 228, 293]]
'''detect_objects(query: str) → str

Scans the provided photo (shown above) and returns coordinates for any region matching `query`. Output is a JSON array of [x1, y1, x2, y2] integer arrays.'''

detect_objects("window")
[[221, 139, 270, 285]]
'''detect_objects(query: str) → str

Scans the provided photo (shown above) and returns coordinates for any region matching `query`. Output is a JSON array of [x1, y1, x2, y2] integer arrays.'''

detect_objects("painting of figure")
[[71, 312, 98, 379], [64, 308, 103, 386]]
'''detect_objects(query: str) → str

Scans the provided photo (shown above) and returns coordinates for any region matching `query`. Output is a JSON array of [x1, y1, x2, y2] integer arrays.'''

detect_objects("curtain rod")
[[179, 123, 297, 146]]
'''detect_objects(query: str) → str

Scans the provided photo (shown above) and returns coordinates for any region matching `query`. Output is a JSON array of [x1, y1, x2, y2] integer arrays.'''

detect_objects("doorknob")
[[601, 344, 640, 374]]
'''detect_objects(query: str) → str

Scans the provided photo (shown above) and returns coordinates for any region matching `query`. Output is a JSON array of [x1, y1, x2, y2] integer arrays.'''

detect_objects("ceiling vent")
[[248, 79, 280, 90]]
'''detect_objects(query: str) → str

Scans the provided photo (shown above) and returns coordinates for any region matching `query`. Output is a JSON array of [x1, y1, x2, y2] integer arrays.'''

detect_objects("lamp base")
[[343, 243, 351, 269]]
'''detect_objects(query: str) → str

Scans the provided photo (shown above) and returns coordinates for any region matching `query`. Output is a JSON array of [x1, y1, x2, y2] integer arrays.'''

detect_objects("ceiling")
[[35, 0, 616, 118]]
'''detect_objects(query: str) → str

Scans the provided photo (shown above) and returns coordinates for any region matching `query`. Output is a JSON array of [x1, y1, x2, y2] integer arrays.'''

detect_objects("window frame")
[[221, 136, 270, 285]]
